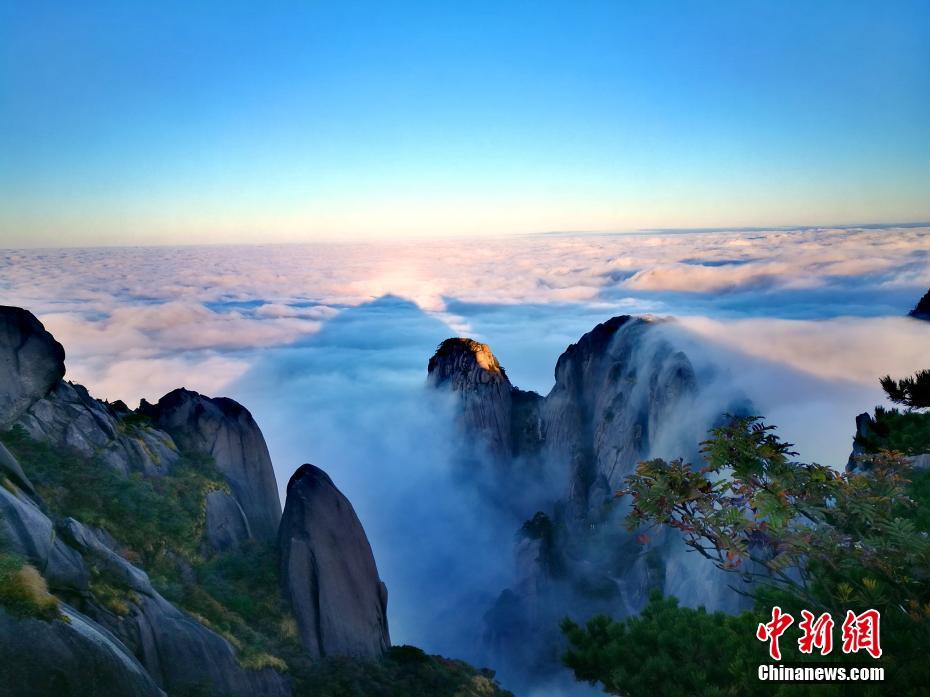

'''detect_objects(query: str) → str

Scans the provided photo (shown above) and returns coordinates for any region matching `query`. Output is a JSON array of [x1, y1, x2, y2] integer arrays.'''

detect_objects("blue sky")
[[1, 0, 929, 246]]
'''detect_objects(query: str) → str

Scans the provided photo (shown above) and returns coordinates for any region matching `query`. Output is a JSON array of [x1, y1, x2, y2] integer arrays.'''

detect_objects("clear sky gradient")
[[1, 0, 929, 246]]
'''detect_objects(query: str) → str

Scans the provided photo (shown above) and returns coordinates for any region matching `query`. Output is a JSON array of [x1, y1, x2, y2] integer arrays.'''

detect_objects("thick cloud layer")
[[1, 225, 928, 690]]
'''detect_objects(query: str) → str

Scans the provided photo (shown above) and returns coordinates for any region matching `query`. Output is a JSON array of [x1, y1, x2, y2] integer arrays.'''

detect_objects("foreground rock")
[[0, 307, 394, 696], [279, 464, 390, 659], [0, 606, 165, 697]]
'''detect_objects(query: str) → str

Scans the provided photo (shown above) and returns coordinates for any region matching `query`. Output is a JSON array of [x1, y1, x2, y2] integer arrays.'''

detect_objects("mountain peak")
[[428, 337, 504, 379]]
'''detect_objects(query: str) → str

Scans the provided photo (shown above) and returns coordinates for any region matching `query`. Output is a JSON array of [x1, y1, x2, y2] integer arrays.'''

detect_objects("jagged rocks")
[[17, 381, 179, 476], [0, 306, 65, 429], [279, 464, 390, 659], [140, 389, 282, 541]]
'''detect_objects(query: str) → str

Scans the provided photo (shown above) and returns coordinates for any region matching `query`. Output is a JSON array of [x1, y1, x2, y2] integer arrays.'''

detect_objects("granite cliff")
[[428, 315, 745, 682]]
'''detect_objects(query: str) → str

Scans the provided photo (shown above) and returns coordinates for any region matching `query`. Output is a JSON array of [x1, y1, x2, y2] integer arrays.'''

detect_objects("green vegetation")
[[881, 369, 930, 410], [294, 646, 513, 697], [0, 425, 227, 568], [562, 593, 760, 697], [0, 551, 62, 621], [563, 412, 930, 696], [856, 406, 930, 456], [0, 425, 293, 669]]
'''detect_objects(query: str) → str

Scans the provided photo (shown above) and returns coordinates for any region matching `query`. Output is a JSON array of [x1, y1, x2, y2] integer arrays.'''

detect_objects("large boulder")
[[140, 389, 282, 541], [279, 464, 390, 659], [0, 606, 165, 697], [0, 306, 65, 429]]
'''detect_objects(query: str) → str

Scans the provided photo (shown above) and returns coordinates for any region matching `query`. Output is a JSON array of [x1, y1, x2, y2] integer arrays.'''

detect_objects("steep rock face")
[[429, 317, 698, 520], [541, 316, 697, 520], [140, 389, 282, 541], [204, 490, 252, 552], [0, 606, 166, 697], [279, 464, 390, 659], [428, 338, 518, 462], [429, 315, 736, 685], [0, 306, 65, 428], [909, 287, 930, 320]]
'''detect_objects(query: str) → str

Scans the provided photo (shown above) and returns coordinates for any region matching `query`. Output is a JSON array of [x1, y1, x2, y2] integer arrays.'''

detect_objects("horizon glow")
[[2, 1, 929, 247]]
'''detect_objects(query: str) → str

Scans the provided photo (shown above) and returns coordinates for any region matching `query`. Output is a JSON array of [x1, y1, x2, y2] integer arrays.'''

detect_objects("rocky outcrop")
[[18, 381, 179, 477], [140, 389, 282, 541], [847, 411, 930, 472], [0, 306, 410, 695], [909, 287, 930, 320], [279, 464, 390, 659], [429, 317, 699, 519], [430, 316, 741, 684], [428, 338, 518, 462], [0, 306, 65, 429], [0, 606, 166, 697], [89, 590, 290, 697], [0, 440, 289, 697], [0, 485, 88, 593], [542, 316, 697, 520]]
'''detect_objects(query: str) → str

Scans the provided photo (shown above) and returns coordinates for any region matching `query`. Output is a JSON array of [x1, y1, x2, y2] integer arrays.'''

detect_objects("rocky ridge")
[[0, 307, 390, 697]]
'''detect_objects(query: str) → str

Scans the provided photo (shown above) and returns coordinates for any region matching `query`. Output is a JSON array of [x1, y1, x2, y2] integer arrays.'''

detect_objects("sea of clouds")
[[2, 224, 929, 686]]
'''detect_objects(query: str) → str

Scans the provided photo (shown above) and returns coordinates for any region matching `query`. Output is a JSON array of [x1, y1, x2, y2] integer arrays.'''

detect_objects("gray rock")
[[141, 389, 282, 541], [0, 605, 166, 697], [57, 518, 153, 595], [429, 315, 748, 681], [541, 316, 698, 518], [279, 464, 390, 659], [17, 381, 179, 477], [0, 441, 38, 502], [0, 486, 88, 592], [91, 592, 290, 697], [204, 489, 252, 553], [428, 338, 518, 462], [0, 306, 65, 429]]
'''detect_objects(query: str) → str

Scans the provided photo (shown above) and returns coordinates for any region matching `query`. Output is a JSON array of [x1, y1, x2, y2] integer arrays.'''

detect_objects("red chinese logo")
[[756, 606, 794, 660], [756, 608, 881, 659], [798, 610, 834, 655], [841, 609, 882, 659]]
